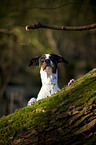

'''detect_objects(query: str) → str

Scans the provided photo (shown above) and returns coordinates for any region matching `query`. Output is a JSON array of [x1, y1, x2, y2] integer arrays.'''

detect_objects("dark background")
[[0, 0, 96, 117]]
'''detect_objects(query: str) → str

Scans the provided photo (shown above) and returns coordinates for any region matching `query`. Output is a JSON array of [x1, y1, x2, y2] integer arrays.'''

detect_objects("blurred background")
[[0, 0, 96, 117]]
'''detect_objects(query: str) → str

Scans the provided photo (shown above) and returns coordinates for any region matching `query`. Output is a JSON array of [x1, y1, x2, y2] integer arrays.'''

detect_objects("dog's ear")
[[52, 54, 69, 64], [28, 56, 41, 67]]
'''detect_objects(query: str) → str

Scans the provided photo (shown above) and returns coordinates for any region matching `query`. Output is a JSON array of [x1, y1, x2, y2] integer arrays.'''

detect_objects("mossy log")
[[0, 69, 96, 145]]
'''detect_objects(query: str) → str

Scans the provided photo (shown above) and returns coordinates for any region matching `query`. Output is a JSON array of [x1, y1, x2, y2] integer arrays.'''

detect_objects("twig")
[[25, 22, 96, 31]]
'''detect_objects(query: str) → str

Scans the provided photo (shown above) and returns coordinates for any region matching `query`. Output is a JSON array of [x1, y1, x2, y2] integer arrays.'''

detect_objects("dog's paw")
[[68, 79, 75, 86], [27, 98, 37, 106]]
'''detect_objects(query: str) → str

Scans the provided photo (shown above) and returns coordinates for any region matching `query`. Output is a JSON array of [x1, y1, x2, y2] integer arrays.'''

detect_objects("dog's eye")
[[50, 56, 54, 61], [40, 58, 44, 62]]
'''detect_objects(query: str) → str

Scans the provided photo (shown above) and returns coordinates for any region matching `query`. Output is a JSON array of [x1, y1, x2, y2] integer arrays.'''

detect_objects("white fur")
[[45, 54, 50, 59], [37, 67, 60, 101], [27, 98, 37, 106]]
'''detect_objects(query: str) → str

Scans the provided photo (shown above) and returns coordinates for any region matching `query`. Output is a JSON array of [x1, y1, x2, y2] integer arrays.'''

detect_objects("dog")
[[27, 54, 68, 106]]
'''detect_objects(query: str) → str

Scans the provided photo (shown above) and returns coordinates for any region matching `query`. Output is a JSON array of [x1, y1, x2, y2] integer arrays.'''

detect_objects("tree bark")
[[14, 69, 96, 145]]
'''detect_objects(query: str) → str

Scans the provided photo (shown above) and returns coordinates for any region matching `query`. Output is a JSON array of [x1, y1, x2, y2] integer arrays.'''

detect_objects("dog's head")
[[28, 54, 68, 73]]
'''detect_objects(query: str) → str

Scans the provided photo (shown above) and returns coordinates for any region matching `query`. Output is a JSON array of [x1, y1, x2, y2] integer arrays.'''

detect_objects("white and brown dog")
[[27, 54, 68, 106]]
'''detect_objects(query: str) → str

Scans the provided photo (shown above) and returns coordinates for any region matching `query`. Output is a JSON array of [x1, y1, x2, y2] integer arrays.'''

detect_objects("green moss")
[[0, 68, 96, 144]]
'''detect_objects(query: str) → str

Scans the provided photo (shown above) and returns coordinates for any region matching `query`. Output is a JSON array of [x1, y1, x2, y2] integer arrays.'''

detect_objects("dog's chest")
[[37, 67, 60, 101], [41, 67, 57, 85]]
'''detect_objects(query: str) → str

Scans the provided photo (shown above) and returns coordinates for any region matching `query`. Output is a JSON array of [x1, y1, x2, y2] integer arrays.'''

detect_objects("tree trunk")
[[0, 69, 96, 145]]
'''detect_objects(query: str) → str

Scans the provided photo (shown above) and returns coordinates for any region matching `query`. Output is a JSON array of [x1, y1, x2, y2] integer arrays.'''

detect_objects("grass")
[[0, 68, 96, 144]]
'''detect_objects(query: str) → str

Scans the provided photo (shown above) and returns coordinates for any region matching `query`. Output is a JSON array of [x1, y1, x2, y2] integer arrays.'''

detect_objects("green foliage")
[[0, 68, 96, 144]]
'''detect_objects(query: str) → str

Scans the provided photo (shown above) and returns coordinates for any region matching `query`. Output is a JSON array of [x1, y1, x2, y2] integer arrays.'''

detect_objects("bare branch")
[[25, 22, 96, 31]]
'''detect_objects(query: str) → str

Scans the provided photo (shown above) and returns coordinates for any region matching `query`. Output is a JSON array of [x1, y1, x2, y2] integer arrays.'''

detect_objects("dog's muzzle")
[[42, 59, 52, 70]]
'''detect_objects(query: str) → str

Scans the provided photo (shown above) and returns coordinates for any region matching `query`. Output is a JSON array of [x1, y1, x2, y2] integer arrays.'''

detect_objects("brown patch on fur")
[[39, 63, 41, 69], [42, 55, 45, 59], [41, 62, 46, 70]]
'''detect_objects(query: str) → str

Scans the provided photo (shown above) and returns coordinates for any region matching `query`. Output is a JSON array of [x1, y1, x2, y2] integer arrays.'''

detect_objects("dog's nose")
[[45, 59, 50, 63]]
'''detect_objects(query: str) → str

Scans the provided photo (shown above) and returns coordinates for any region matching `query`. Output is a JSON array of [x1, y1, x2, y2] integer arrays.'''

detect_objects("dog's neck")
[[36, 67, 60, 101], [40, 67, 58, 86]]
